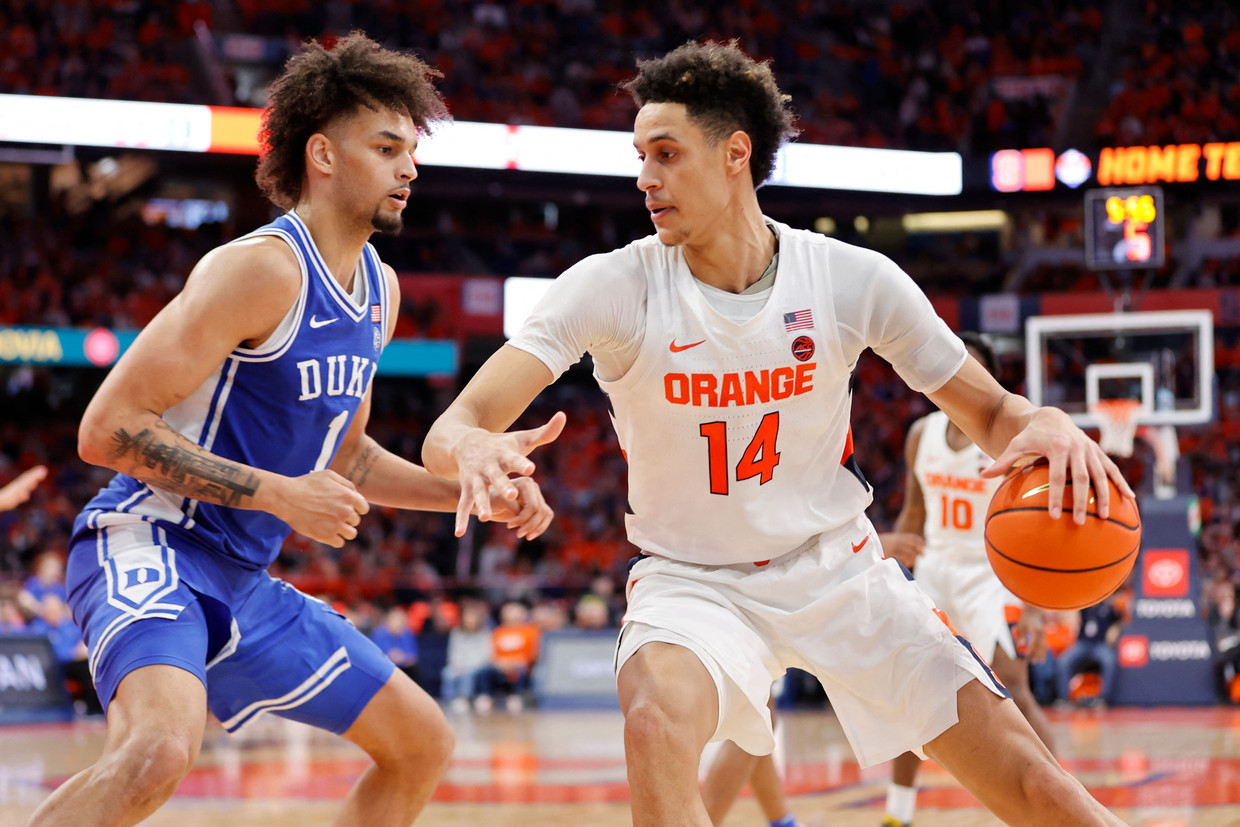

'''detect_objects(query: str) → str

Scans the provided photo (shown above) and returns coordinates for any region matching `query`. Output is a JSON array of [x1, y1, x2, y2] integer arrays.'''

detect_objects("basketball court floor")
[[3, 703, 1239, 826]]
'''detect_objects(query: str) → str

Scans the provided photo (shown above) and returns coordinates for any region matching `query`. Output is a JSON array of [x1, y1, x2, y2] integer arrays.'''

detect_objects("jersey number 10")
[[940, 495, 974, 530], [699, 412, 781, 495]]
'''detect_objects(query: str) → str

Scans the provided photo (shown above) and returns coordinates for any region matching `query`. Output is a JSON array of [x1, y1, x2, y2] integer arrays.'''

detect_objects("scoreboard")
[[1084, 186, 1165, 270]]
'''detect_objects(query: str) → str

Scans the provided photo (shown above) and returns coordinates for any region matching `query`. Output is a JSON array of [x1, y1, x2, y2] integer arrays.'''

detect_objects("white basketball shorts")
[[615, 514, 1007, 767], [914, 553, 1024, 665]]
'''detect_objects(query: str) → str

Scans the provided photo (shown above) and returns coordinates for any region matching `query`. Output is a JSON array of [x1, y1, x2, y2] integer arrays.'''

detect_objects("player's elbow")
[[421, 425, 456, 480], [77, 408, 115, 468]]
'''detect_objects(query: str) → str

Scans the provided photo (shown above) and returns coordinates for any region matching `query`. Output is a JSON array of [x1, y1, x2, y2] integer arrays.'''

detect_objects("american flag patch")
[[783, 309, 813, 331], [371, 304, 382, 323]]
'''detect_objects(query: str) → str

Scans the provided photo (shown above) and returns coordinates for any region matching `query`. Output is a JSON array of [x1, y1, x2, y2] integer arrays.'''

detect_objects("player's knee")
[[376, 707, 455, 776], [624, 697, 697, 756], [106, 732, 196, 803]]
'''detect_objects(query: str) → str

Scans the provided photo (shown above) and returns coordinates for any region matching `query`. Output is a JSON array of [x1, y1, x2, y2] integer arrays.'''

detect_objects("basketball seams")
[[984, 538, 1140, 574], [983, 461, 1141, 610], [985, 506, 1141, 532]]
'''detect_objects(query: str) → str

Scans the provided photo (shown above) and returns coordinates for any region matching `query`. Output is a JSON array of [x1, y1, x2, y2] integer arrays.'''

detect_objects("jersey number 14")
[[699, 412, 781, 495]]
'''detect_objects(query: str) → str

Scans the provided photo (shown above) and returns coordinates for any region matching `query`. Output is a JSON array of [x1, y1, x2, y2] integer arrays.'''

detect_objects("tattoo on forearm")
[[347, 442, 379, 489], [110, 421, 260, 507]]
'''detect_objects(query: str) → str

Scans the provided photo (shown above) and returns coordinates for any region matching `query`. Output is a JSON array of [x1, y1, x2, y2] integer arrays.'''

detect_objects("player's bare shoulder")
[[176, 234, 304, 345]]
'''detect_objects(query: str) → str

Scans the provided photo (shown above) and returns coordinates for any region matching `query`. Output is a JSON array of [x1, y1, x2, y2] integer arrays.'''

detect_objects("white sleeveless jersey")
[[914, 411, 1001, 565], [600, 230, 870, 564], [511, 220, 966, 567]]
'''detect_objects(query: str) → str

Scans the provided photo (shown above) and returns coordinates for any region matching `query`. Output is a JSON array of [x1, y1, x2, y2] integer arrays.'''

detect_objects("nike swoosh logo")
[[851, 535, 869, 553], [309, 316, 339, 328], [669, 339, 706, 352]]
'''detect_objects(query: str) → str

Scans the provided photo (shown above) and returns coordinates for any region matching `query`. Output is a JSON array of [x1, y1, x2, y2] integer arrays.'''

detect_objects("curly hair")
[[621, 40, 799, 186], [255, 32, 449, 210]]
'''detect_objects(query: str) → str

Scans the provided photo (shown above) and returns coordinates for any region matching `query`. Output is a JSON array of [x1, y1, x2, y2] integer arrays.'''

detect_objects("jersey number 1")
[[699, 412, 781, 495]]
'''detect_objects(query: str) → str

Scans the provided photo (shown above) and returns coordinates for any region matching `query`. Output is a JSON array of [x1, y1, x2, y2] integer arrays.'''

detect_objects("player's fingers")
[[1046, 451, 1068, 520], [1087, 449, 1111, 520], [1070, 447, 1091, 525], [520, 411, 567, 455], [351, 491, 370, 516], [340, 523, 358, 541], [454, 485, 475, 537], [524, 505, 554, 540]]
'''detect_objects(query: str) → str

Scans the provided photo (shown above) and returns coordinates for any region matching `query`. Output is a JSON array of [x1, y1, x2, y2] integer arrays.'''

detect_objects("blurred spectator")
[[1206, 578, 1240, 703], [572, 594, 611, 631], [1056, 596, 1123, 708], [27, 593, 101, 714], [442, 599, 494, 713], [532, 599, 568, 633], [488, 599, 540, 711], [19, 549, 67, 617], [1029, 610, 1077, 706], [369, 605, 422, 686]]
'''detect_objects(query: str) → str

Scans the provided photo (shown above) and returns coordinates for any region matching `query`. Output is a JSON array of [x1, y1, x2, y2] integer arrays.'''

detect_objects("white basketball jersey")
[[598, 227, 872, 565], [914, 411, 1000, 565]]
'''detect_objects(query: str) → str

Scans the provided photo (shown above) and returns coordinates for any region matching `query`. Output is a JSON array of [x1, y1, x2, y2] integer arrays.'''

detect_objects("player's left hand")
[[484, 476, 554, 540], [981, 407, 1134, 525], [1016, 604, 1048, 663]]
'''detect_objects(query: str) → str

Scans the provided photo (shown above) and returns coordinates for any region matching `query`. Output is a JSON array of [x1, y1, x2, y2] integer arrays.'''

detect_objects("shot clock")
[[1084, 186, 1165, 270]]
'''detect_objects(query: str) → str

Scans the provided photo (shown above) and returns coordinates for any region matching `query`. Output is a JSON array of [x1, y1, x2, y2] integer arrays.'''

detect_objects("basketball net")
[[1092, 398, 1141, 458]]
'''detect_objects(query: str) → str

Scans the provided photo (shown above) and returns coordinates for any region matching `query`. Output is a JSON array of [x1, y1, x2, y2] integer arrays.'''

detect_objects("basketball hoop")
[[1092, 398, 1141, 458]]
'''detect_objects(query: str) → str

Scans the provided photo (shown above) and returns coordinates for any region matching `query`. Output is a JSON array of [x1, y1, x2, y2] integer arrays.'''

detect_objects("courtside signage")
[[0, 326, 455, 376], [0, 94, 962, 196]]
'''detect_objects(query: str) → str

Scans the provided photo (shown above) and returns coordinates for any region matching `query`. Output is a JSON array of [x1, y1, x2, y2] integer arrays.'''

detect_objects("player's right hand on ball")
[[278, 470, 370, 547]]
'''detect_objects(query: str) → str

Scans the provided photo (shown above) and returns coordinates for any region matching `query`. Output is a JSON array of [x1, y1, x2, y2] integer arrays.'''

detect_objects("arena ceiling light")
[[0, 93, 962, 197], [901, 210, 1009, 233]]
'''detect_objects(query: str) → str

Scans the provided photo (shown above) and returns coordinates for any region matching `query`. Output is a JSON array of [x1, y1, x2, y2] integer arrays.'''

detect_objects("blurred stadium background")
[[1, 1, 1240, 822]]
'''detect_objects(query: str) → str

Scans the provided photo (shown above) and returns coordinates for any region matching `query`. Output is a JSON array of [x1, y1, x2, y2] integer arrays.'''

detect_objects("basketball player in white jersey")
[[27, 34, 552, 827], [882, 333, 1057, 827], [424, 41, 1131, 826]]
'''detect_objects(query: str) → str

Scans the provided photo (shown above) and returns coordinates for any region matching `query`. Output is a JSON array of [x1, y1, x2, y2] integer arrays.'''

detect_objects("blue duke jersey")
[[81, 212, 389, 568]]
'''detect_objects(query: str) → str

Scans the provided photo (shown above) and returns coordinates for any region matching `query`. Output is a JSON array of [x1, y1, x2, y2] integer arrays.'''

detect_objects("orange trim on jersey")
[[933, 608, 962, 638], [840, 426, 855, 465]]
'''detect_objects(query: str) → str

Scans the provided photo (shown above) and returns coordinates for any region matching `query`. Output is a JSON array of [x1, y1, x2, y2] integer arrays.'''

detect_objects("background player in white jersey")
[[424, 41, 1131, 827], [26, 34, 552, 827], [882, 333, 1057, 827]]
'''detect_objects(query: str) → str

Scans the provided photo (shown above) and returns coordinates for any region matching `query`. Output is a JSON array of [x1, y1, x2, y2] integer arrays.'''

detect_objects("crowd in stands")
[[0, 0, 1134, 154], [1095, 1, 1240, 147]]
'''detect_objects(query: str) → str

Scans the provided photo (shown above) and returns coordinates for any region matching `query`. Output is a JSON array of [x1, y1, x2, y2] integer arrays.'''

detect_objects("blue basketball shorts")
[[65, 519, 395, 734]]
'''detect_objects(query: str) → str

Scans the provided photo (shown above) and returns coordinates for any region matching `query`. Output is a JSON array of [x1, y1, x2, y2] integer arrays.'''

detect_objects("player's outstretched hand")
[[451, 412, 566, 537], [981, 407, 1135, 524], [488, 476, 555, 540], [278, 469, 370, 548], [0, 465, 48, 512]]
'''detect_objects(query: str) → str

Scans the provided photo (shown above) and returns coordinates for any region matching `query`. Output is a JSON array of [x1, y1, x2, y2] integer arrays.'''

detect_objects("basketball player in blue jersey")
[[425, 41, 1130, 827], [26, 34, 554, 827]]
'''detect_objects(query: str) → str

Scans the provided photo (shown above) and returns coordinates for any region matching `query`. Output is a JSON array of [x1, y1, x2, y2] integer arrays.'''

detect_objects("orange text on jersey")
[[664, 363, 816, 407], [924, 472, 986, 492]]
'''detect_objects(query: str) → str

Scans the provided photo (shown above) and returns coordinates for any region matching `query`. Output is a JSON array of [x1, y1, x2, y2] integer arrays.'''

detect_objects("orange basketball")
[[984, 460, 1141, 611]]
